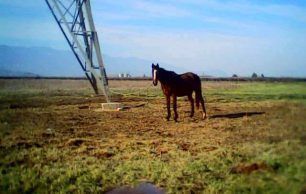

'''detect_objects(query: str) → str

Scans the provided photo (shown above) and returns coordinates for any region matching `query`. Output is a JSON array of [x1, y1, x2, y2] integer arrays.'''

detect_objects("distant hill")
[[0, 45, 82, 77], [0, 69, 39, 77], [103, 55, 187, 77], [0, 45, 187, 77]]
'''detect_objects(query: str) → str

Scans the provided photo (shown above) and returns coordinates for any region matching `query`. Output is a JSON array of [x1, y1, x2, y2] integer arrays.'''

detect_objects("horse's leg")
[[195, 86, 207, 120], [200, 95, 207, 119], [172, 95, 178, 122], [188, 94, 194, 117], [166, 95, 171, 121]]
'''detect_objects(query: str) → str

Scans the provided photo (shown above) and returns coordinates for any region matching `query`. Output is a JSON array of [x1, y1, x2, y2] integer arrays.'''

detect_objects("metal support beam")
[[45, 0, 110, 102]]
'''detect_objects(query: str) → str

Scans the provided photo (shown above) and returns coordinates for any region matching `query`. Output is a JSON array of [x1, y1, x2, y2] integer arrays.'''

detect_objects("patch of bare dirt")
[[230, 162, 271, 174], [1, 90, 304, 165], [65, 138, 88, 147]]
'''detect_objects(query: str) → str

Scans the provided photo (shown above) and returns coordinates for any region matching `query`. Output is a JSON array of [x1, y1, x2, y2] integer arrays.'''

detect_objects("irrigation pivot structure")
[[45, 0, 110, 102]]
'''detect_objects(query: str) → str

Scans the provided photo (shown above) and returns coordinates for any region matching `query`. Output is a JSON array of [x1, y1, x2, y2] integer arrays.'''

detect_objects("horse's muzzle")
[[153, 81, 158, 86]]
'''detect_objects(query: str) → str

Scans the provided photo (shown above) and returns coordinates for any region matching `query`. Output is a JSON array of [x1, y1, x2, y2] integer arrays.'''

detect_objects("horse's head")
[[152, 63, 160, 86]]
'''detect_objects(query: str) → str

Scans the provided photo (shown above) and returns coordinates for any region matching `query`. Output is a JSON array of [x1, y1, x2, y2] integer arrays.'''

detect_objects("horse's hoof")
[[202, 114, 207, 120]]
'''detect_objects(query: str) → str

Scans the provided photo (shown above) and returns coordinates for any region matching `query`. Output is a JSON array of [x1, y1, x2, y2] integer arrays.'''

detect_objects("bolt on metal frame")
[[45, 0, 110, 102]]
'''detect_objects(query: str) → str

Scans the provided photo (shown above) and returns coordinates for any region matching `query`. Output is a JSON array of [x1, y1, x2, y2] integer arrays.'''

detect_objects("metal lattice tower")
[[45, 0, 110, 102]]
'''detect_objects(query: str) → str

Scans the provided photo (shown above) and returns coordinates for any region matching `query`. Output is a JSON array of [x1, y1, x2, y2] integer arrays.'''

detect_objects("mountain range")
[[0, 45, 224, 77]]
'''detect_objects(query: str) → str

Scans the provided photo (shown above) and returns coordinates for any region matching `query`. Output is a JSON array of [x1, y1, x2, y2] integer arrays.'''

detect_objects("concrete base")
[[101, 102, 123, 111]]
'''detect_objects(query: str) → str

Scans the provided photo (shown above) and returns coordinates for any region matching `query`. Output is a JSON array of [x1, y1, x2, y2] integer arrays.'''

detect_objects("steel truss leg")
[[45, 0, 110, 102]]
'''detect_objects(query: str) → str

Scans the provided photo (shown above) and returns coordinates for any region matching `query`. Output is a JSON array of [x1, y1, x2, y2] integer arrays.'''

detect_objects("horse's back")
[[180, 72, 200, 79], [168, 72, 201, 96], [179, 72, 201, 85]]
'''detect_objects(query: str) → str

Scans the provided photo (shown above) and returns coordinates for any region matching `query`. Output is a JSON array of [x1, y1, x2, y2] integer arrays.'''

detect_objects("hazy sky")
[[1, 0, 306, 76]]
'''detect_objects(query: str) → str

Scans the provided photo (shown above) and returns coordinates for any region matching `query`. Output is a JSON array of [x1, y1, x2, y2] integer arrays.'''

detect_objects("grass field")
[[0, 79, 305, 193]]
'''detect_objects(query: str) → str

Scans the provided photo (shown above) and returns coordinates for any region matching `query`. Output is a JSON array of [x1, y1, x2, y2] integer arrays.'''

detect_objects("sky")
[[0, 0, 306, 77]]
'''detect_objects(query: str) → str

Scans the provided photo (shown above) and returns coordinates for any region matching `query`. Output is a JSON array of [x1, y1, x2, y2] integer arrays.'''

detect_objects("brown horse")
[[152, 63, 207, 122]]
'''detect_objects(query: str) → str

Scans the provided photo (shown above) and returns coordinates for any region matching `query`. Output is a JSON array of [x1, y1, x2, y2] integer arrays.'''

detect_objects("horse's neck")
[[159, 79, 167, 86], [159, 70, 177, 84]]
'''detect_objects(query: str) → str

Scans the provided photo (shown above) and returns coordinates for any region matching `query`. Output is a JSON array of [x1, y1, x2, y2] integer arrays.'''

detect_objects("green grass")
[[206, 82, 306, 103], [0, 80, 305, 193], [1, 141, 305, 193]]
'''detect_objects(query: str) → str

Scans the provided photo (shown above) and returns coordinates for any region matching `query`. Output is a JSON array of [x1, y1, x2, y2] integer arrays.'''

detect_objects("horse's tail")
[[194, 75, 203, 109]]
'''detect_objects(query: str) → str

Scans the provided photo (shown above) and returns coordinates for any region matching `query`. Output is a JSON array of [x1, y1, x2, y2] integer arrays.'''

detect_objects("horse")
[[152, 63, 207, 122]]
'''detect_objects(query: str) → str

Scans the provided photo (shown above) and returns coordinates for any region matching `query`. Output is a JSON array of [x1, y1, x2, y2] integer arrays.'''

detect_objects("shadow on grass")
[[209, 111, 264, 119]]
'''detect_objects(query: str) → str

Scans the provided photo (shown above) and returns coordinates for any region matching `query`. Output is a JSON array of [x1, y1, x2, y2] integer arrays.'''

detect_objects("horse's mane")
[[158, 67, 178, 82]]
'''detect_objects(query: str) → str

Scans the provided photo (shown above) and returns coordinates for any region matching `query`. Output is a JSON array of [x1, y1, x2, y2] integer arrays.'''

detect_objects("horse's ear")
[[151, 63, 155, 68], [156, 63, 159, 68]]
